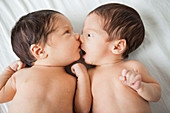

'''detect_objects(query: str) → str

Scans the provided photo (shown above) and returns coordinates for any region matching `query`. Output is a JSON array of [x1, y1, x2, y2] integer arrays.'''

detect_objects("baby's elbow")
[[151, 95, 161, 102], [74, 104, 91, 113], [82, 108, 91, 113], [151, 85, 161, 102], [155, 87, 161, 102], [74, 108, 90, 113], [75, 104, 91, 113]]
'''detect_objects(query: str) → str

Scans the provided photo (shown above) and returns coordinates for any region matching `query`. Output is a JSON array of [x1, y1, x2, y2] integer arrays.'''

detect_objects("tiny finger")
[[119, 76, 125, 81], [122, 69, 128, 76]]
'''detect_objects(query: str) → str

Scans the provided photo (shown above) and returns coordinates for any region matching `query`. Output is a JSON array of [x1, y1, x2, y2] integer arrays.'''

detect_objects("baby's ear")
[[30, 44, 47, 59], [111, 39, 126, 55]]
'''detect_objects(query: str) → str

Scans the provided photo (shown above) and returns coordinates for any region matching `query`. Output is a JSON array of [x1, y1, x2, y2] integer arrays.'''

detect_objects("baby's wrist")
[[77, 74, 90, 82], [77, 74, 89, 80], [7, 66, 16, 73], [77, 71, 89, 77], [136, 82, 144, 93]]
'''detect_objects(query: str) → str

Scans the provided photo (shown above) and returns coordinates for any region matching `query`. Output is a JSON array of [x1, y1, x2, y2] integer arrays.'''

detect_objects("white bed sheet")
[[0, 0, 170, 113]]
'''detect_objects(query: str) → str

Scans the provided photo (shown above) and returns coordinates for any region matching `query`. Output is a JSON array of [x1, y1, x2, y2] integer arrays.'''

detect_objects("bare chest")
[[90, 68, 150, 113]]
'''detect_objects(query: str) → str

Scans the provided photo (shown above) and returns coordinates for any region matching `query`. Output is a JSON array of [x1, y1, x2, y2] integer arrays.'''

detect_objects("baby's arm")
[[120, 62, 161, 102], [71, 63, 92, 113], [0, 60, 24, 103]]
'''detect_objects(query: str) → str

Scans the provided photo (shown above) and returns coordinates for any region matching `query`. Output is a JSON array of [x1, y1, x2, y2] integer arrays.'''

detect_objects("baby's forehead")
[[52, 14, 72, 29], [86, 13, 103, 22], [84, 13, 104, 30], [54, 14, 70, 24]]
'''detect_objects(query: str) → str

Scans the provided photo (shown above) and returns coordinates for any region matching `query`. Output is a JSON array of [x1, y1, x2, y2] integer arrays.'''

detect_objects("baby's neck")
[[96, 58, 125, 68], [32, 64, 66, 72]]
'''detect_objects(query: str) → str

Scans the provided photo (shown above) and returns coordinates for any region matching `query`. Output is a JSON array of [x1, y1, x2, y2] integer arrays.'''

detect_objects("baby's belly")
[[91, 80, 151, 113]]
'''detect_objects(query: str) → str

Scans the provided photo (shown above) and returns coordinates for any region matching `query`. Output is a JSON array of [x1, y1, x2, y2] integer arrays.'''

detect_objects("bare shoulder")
[[12, 67, 30, 79], [126, 60, 148, 73], [125, 60, 159, 83], [11, 67, 44, 84], [9, 68, 31, 89]]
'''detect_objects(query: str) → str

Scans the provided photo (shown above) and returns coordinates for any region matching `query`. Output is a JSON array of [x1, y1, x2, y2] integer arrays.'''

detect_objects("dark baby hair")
[[11, 10, 62, 66], [89, 3, 145, 58]]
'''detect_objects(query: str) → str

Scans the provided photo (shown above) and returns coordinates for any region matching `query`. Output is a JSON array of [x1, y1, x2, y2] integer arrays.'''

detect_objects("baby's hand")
[[120, 69, 142, 91], [9, 60, 25, 72], [71, 63, 88, 78]]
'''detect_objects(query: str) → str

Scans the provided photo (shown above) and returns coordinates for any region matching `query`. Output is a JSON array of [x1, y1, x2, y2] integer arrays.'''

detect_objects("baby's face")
[[44, 14, 80, 66], [81, 13, 111, 65]]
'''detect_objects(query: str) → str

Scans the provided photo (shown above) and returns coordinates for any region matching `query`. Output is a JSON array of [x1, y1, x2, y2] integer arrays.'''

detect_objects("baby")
[[80, 3, 161, 113], [0, 10, 91, 113]]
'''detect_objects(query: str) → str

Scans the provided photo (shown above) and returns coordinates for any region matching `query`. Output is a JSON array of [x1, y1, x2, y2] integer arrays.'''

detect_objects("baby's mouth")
[[80, 48, 86, 57], [82, 49, 86, 55]]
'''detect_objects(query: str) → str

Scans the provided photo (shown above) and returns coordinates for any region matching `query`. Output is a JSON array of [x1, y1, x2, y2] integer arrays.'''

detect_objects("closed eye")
[[65, 30, 70, 34]]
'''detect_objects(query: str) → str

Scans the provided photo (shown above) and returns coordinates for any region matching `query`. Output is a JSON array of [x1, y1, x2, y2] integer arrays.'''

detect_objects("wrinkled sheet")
[[0, 0, 170, 113]]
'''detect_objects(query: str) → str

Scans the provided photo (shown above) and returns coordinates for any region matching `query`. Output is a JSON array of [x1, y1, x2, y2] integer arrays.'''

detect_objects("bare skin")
[[0, 13, 91, 113], [0, 65, 76, 113], [0, 62, 91, 113], [89, 60, 160, 113], [81, 13, 161, 113]]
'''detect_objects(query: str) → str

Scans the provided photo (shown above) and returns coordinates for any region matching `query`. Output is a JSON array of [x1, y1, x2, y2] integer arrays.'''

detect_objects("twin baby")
[[0, 3, 161, 113]]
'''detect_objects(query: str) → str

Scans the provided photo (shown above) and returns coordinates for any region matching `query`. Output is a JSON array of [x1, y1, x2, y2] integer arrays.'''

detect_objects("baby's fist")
[[10, 60, 25, 72], [120, 69, 142, 91], [71, 63, 88, 78]]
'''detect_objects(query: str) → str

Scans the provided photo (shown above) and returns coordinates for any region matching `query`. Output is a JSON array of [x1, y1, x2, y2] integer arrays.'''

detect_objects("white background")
[[0, 0, 170, 113]]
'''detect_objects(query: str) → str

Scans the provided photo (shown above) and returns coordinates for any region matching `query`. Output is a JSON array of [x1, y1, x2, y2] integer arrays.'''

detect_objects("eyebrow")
[[63, 25, 73, 30], [54, 25, 73, 33], [83, 28, 98, 33]]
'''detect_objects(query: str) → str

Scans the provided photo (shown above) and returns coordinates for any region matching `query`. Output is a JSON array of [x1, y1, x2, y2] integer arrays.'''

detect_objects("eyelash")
[[65, 30, 70, 34]]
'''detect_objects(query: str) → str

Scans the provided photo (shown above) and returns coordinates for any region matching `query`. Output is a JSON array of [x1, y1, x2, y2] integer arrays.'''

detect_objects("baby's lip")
[[81, 49, 86, 55], [80, 46, 86, 55], [78, 42, 81, 49], [78, 44, 81, 49]]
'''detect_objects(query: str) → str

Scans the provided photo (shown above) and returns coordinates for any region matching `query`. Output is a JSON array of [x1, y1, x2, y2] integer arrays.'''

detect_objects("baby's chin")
[[75, 55, 81, 61], [71, 54, 81, 63], [84, 58, 96, 65], [62, 56, 80, 66]]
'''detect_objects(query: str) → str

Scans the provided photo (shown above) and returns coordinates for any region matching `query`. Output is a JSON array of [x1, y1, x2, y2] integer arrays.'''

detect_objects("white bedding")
[[0, 0, 170, 113]]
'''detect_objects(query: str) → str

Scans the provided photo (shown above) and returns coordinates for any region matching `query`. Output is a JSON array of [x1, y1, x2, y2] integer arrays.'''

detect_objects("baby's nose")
[[74, 33, 80, 40], [80, 35, 84, 43]]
